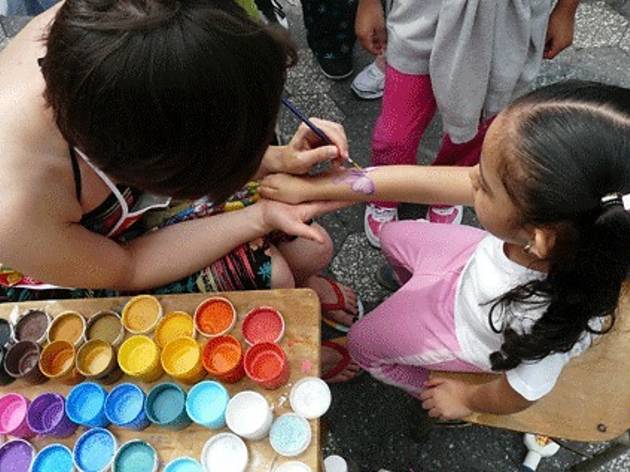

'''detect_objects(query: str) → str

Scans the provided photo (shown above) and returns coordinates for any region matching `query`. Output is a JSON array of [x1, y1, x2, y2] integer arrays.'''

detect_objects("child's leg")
[[432, 116, 496, 167]]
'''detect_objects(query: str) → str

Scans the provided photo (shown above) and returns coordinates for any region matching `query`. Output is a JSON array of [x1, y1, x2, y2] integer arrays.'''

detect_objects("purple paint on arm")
[[332, 168, 376, 195]]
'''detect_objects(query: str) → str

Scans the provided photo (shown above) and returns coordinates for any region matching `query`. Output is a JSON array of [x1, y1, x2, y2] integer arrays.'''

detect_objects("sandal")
[[321, 337, 362, 383], [319, 276, 364, 333]]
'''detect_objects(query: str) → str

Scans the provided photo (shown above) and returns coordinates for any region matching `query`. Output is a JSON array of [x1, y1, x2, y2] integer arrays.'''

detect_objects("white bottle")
[[522, 433, 560, 471]]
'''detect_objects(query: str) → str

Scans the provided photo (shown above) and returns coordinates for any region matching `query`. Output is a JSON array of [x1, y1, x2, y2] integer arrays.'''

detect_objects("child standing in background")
[[359, 0, 580, 248]]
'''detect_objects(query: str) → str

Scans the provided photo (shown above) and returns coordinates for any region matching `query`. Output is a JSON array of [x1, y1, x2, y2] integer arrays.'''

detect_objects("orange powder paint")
[[197, 301, 234, 335], [209, 343, 240, 373]]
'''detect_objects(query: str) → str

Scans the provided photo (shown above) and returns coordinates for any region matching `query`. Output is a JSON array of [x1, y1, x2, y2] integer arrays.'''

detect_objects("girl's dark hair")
[[489, 81, 630, 371], [41, 0, 296, 201]]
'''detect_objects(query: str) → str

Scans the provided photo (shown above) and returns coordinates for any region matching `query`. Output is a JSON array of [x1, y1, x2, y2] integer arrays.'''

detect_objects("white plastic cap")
[[289, 377, 332, 420], [324, 455, 348, 472]]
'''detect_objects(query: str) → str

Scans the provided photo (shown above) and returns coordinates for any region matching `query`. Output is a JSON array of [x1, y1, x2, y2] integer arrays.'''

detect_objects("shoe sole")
[[364, 210, 382, 249], [427, 207, 464, 225], [319, 65, 354, 81], [350, 84, 384, 100]]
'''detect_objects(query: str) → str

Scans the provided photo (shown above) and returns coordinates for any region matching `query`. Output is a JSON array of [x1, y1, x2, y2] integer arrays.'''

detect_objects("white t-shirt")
[[454, 235, 599, 401]]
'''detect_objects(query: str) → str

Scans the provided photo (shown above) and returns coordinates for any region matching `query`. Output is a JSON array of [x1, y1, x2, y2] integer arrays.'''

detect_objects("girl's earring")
[[523, 243, 533, 254]]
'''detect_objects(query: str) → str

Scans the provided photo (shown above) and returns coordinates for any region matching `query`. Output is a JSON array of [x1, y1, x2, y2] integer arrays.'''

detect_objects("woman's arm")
[[261, 165, 476, 207]]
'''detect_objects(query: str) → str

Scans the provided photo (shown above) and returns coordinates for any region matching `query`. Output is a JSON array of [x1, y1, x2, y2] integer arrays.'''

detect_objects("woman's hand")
[[420, 378, 473, 420], [356, 0, 387, 55], [544, 0, 578, 59]]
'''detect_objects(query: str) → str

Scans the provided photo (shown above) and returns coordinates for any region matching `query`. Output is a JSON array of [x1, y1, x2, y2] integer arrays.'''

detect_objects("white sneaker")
[[427, 205, 464, 225], [351, 61, 385, 100], [364, 204, 398, 248]]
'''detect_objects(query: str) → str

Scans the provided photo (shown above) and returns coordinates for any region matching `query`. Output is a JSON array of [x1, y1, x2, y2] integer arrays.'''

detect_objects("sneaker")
[[317, 54, 354, 81], [255, 0, 289, 29], [427, 205, 464, 225], [351, 61, 385, 100], [364, 204, 398, 248]]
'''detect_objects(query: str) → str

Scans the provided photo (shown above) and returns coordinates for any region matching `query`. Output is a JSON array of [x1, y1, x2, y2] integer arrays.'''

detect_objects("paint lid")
[[0, 318, 12, 347], [161, 337, 201, 377], [164, 457, 203, 472], [113, 440, 158, 472], [243, 342, 287, 382], [47, 311, 86, 346], [105, 384, 145, 426], [118, 335, 159, 376], [39, 341, 75, 378], [242, 307, 285, 345], [15, 310, 49, 343], [146, 383, 186, 424], [323, 456, 348, 472], [31, 444, 73, 472], [186, 381, 229, 425], [26, 393, 66, 434], [86, 311, 124, 345], [274, 461, 313, 472], [289, 377, 332, 419], [202, 335, 242, 375], [73, 427, 117, 472], [0, 393, 28, 434], [155, 311, 194, 348], [201, 433, 248, 472], [226, 391, 271, 437], [194, 297, 236, 337], [66, 382, 107, 424], [269, 414, 312, 457], [0, 439, 34, 472], [76, 340, 114, 377], [122, 295, 163, 334]]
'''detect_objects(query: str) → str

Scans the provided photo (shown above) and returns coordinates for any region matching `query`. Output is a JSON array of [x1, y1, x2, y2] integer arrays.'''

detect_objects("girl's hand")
[[420, 378, 473, 420], [260, 173, 318, 205], [544, 0, 578, 59], [356, 0, 387, 55]]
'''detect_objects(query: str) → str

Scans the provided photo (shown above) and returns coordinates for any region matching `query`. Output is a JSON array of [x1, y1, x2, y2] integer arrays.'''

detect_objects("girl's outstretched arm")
[[260, 165, 475, 207]]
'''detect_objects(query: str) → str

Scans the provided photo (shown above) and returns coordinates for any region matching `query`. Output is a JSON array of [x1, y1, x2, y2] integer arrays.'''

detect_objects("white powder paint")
[[202, 433, 248, 472], [226, 391, 270, 436], [290, 378, 331, 419]]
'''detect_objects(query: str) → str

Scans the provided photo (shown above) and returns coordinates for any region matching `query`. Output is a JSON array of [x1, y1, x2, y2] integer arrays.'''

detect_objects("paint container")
[[39, 341, 83, 385], [76, 340, 122, 385], [121, 295, 163, 335], [202, 335, 245, 384], [193, 297, 236, 338], [86, 311, 125, 347], [269, 413, 312, 458], [118, 335, 163, 382], [289, 377, 332, 420], [160, 337, 205, 384], [0, 439, 35, 472], [14, 310, 50, 345], [31, 444, 74, 472], [145, 383, 191, 430], [112, 440, 158, 472], [47, 311, 86, 348], [4, 340, 46, 384], [200, 433, 248, 472], [27, 393, 77, 438], [0, 393, 34, 438], [225, 391, 273, 441], [164, 457, 203, 472], [274, 462, 313, 472], [0, 318, 13, 347], [104, 383, 149, 430], [242, 307, 285, 345], [0, 347, 15, 385], [185, 381, 229, 429], [243, 342, 290, 390], [66, 382, 110, 428], [155, 311, 194, 349], [73, 427, 117, 472]]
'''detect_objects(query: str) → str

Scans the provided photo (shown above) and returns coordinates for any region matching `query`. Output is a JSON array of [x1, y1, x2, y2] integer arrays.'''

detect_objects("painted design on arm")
[[331, 167, 377, 195]]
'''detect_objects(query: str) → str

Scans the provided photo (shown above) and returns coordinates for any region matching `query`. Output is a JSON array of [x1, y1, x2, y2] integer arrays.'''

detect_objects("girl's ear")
[[529, 227, 558, 259]]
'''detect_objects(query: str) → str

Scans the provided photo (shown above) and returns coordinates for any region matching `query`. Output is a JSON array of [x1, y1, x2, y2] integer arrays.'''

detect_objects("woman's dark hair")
[[489, 80, 630, 371], [41, 0, 296, 201]]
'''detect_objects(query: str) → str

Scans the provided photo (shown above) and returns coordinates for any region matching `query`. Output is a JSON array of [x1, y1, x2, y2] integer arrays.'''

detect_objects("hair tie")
[[601, 192, 630, 211]]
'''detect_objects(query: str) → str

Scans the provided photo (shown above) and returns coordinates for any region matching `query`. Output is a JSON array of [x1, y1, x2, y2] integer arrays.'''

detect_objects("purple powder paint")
[[0, 440, 34, 472]]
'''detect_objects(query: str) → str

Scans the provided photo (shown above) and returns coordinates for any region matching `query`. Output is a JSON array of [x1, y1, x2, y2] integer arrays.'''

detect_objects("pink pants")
[[347, 220, 487, 396], [372, 65, 494, 207]]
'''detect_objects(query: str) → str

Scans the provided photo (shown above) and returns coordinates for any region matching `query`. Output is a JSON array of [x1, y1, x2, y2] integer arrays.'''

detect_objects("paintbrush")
[[281, 97, 363, 171]]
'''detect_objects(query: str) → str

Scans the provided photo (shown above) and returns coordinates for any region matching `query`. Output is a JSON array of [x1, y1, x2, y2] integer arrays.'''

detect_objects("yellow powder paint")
[[126, 343, 157, 372], [49, 313, 84, 344], [156, 312, 194, 348], [82, 345, 112, 375], [167, 345, 199, 373], [124, 297, 160, 332], [42, 345, 74, 376]]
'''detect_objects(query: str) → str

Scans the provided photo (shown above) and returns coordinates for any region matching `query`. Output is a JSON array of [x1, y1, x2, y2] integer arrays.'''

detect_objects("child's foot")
[[351, 61, 385, 100], [426, 205, 463, 225], [364, 203, 398, 248], [322, 338, 362, 383], [307, 275, 362, 331]]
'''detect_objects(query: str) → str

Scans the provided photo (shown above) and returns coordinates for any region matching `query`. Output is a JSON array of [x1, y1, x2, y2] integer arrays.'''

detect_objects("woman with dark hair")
[[261, 80, 630, 416]]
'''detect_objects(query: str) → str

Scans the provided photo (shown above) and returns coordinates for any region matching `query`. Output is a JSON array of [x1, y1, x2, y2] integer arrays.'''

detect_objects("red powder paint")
[[242, 308, 284, 344], [249, 350, 283, 380], [197, 301, 234, 335]]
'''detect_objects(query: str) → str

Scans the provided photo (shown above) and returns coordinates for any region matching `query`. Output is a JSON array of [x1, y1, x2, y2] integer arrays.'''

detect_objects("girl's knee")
[[307, 224, 334, 269], [269, 246, 295, 289]]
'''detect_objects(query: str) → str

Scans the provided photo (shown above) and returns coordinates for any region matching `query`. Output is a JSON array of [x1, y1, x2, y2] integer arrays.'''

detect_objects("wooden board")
[[0, 288, 322, 471], [432, 284, 630, 442]]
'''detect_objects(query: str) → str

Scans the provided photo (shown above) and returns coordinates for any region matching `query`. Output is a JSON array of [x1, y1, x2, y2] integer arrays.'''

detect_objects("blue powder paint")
[[114, 441, 156, 472], [270, 415, 311, 455], [164, 457, 203, 472], [151, 386, 184, 423], [74, 428, 115, 472], [106, 384, 143, 424], [187, 382, 228, 425], [67, 383, 107, 424], [32, 444, 73, 472]]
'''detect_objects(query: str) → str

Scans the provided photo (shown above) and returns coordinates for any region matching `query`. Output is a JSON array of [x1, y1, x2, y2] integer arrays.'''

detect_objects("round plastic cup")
[[164, 457, 203, 472], [161, 337, 205, 384], [105, 383, 149, 430], [202, 335, 245, 384], [274, 461, 313, 472], [0, 347, 15, 385], [269, 413, 312, 458], [289, 377, 332, 420], [14, 310, 50, 345], [39, 341, 83, 385], [0, 393, 34, 438], [31, 444, 74, 472], [155, 311, 194, 348], [76, 340, 122, 385], [121, 295, 163, 335], [0, 439, 34, 472], [5, 340, 46, 384], [185, 380, 229, 429], [66, 382, 110, 428], [27, 393, 77, 438], [86, 310, 125, 346], [47, 311, 86, 347], [113, 440, 158, 472], [118, 335, 163, 382], [0, 318, 13, 347], [73, 427, 117, 472], [145, 383, 191, 430], [243, 342, 290, 390], [200, 432, 248, 472], [193, 297, 236, 338], [225, 391, 273, 441], [242, 307, 285, 345]]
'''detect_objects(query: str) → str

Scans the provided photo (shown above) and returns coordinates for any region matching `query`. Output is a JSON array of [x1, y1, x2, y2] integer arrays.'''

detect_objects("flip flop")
[[321, 337, 362, 383], [318, 276, 364, 333]]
